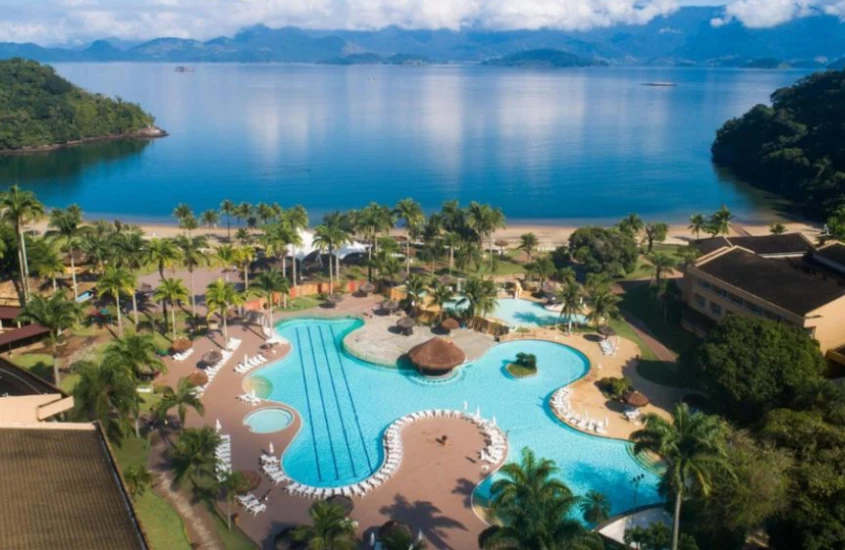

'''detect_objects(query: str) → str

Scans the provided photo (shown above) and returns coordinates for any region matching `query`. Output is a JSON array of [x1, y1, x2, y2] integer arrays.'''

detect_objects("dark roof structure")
[[0, 424, 149, 550], [814, 242, 845, 272], [695, 248, 845, 315], [0, 305, 22, 321], [0, 357, 65, 397], [694, 233, 812, 258], [0, 323, 49, 351], [408, 337, 466, 374]]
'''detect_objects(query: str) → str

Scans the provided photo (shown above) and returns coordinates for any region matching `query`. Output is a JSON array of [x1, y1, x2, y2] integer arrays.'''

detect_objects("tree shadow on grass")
[[379, 494, 467, 549]]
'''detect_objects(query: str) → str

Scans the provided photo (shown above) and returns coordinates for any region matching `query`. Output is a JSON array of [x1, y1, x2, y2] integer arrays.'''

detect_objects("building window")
[[728, 292, 744, 306], [746, 302, 764, 316], [806, 327, 817, 338], [698, 279, 711, 290], [713, 286, 728, 298], [709, 302, 722, 315], [694, 293, 706, 307]]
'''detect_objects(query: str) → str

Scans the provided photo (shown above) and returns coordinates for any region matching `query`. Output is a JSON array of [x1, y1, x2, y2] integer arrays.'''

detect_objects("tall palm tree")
[[442, 231, 461, 276], [205, 278, 243, 339], [461, 277, 498, 324], [16, 291, 82, 385], [381, 529, 428, 550], [292, 501, 357, 550], [373, 251, 402, 287], [587, 287, 620, 330], [580, 490, 611, 525], [233, 245, 255, 291], [156, 377, 205, 431], [619, 212, 644, 238], [394, 198, 424, 275], [252, 268, 289, 327], [111, 230, 146, 326], [429, 282, 454, 323], [173, 203, 193, 229], [519, 233, 538, 260], [170, 426, 221, 485], [218, 471, 252, 530], [710, 205, 733, 236], [632, 404, 731, 550], [214, 243, 237, 282], [234, 202, 252, 228], [313, 223, 338, 293], [483, 447, 603, 550], [176, 234, 209, 317], [72, 359, 138, 442], [47, 205, 85, 300], [102, 333, 166, 380], [647, 252, 679, 285], [30, 243, 65, 294], [557, 280, 584, 334], [153, 278, 189, 340], [526, 257, 555, 288], [201, 209, 219, 229], [144, 237, 182, 281], [98, 265, 134, 334], [404, 274, 429, 317], [688, 213, 706, 240], [0, 184, 45, 302], [220, 199, 236, 240], [467, 202, 506, 270]]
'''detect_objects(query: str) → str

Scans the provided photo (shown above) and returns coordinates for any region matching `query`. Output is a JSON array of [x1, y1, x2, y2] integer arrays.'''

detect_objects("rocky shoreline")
[[0, 126, 168, 156]]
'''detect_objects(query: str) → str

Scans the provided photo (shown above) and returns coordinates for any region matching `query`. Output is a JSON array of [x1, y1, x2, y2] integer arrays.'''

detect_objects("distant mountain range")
[[483, 49, 606, 68], [2, 7, 845, 67]]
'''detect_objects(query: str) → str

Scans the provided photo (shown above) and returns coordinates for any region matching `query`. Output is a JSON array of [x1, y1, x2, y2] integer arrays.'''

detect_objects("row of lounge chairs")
[[236, 493, 267, 515], [193, 338, 242, 397], [173, 348, 195, 362], [261, 455, 289, 485], [235, 353, 268, 374], [215, 434, 232, 482], [552, 387, 609, 434], [261, 326, 286, 346], [237, 393, 261, 406]]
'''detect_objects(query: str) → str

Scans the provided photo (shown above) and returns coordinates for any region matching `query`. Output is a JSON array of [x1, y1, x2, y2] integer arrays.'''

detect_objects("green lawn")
[[619, 283, 698, 356], [636, 359, 688, 388], [279, 296, 321, 312]]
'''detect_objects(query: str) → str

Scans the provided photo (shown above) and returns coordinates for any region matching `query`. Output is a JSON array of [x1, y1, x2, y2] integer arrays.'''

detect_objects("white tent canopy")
[[287, 228, 369, 261]]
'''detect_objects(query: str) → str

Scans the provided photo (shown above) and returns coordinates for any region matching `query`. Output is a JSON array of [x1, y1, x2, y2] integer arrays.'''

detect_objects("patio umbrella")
[[381, 299, 399, 312], [408, 337, 466, 376], [202, 350, 223, 365], [326, 293, 344, 307], [494, 239, 509, 253], [215, 418, 222, 433], [598, 325, 617, 339], [359, 282, 376, 294], [187, 371, 208, 387], [396, 316, 416, 331], [326, 494, 354, 514], [137, 282, 154, 295], [269, 442, 274, 455], [440, 318, 460, 333], [541, 281, 560, 296], [171, 338, 191, 353], [622, 390, 650, 408]]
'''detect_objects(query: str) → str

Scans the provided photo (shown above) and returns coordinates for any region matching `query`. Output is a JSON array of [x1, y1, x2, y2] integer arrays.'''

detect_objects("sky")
[[0, 0, 842, 45]]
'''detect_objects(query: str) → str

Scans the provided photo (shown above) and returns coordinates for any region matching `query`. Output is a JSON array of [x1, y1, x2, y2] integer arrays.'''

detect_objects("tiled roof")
[[694, 233, 812, 257]]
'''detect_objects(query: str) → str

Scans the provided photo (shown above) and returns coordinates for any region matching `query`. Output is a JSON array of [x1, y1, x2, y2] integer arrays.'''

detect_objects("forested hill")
[[482, 49, 606, 68], [711, 69, 845, 218], [0, 58, 159, 151]]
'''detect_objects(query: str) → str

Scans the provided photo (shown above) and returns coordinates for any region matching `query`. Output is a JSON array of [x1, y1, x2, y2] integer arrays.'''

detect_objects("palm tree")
[[373, 251, 402, 287], [205, 278, 243, 339], [644, 222, 669, 254], [72, 359, 138, 442], [16, 291, 82, 385], [156, 377, 205, 431], [123, 465, 153, 500], [688, 213, 706, 240], [144, 237, 182, 281], [647, 252, 679, 285], [710, 205, 733, 236], [483, 447, 603, 550], [176, 235, 209, 317], [313, 223, 340, 293], [233, 245, 255, 291], [0, 184, 45, 302], [394, 198, 424, 275], [557, 280, 584, 334], [429, 282, 454, 323], [102, 333, 166, 380], [201, 209, 219, 229], [98, 265, 134, 334], [619, 212, 644, 238], [461, 277, 498, 324], [404, 274, 429, 317], [526, 256, 555, 288], [256, 202, 275, 225], [467, 202, 506, 270], [218, 471, 252, 530], [30, 243, 65, 295], [153, 278, 189, 340], [632, 404, 731, 550], [181, 215, 198, 235], [442, 231, 461, 276], [381, 529, 428, 550], [580, 490, 611, 525], [587, 287, 620, 330], [292, 501, 357, 550], [251, 268, 289, 327], [220, 199, 236, 240], [47, 205, 85, 300], [173, 203, 193, 230], [770, 222, 787, 235], [214, 243, 237, 282], [171, 426, 221, 485], [519, 233, 538, 260]]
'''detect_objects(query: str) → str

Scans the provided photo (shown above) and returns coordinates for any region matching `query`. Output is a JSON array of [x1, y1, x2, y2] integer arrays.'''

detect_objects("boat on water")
[[174, 66, 194, 73], [643, 82, 677, 87]]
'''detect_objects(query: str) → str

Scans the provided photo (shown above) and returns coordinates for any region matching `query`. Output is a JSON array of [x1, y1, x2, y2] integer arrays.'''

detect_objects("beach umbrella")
[[381, 299, 400, 312], [360, 282, 376, 295], [598, 325, 617, 339], [203, 350, 223, 365], [326, 494, 354, 514], [215, 418, 222, 433], [622, 390, 650, 408], [370, 533, 375, 547], [171, 338, 191, 353], [325, 293, 344, 307], [269, 442, 274, 455], [440, 317, 460, 333]]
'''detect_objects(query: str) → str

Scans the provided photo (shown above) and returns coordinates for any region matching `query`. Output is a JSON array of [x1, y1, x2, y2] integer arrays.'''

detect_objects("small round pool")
[[243, 408, 293, 434]]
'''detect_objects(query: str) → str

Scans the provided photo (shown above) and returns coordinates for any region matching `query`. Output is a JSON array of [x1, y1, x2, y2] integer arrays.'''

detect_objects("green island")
[[711, 68, 845, 218], [506, 352, 537, 378], [0, 58, 163, 152], [483, 48, 607, 68]]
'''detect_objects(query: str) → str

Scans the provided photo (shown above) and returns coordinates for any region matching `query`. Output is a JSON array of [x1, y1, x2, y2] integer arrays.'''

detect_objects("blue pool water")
[[248, 317, 661, 515], [244, 408, 294, 434], [447, 297, 587, 328]]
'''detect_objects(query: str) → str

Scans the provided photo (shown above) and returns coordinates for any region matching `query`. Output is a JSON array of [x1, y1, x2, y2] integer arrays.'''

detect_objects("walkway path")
[[621, 312, 678, 362]]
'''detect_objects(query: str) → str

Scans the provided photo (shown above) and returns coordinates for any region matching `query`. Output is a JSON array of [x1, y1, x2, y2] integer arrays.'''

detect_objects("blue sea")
[[0, 63, 811, 224]]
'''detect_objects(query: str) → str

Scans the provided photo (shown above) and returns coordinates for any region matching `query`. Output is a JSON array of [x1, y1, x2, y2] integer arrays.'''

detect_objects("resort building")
[[682, 234, 845, 363]]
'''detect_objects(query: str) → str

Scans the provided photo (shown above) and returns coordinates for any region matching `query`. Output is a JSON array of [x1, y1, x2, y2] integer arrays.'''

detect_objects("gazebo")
[[440, 318, 460, 334], [396, 316, 416, 336], [408, 337, 466, 377], [622, 390, 650, 408]]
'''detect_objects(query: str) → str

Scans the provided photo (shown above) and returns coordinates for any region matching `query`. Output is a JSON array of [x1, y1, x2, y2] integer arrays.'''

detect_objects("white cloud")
[[714, 0, 845, 28]]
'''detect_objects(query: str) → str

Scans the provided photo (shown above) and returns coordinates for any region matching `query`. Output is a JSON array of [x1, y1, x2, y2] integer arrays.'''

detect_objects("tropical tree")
[[313, 222, 348, 294], [220, 199, 236, 240], [153, 278, 189, 340], [644, 222, 669, 254], [467, 202, 506, 270], [144, 237, 181, 281], [429, 282, 455, 323], [123, 465, 153, 500], [710, 205, 733, 236], [29, 242, 65, 294], [16, 291, 82, 384], [442, 231, 461, 275], [461, 277, 498, 324], [291, 501, 357, 550], [357, 202, 393, 281], [381, 529, 428, 550], [770, 222, 787, 235], [233, 245, 255, 291], [631, 404, 731, 550], [581, 490, 611, 525], [176, 234, 209, 317], [205, 278, 243, 339], [72, 359, 138, 442], [526, 256, 555, 287], [519, 233, 539, 260], [618, 212, 644, 239], [688, 214, 706, 240], [156, 377, 205, 431], [0, 184, 45, 302], [218, 471, 252, 530], [483, 447, 603, 550], [587, 286, 620, 330], [373, 251, 402, 286], [173, 203, 193, 226], [47, 205, 85, 300], [98, 265, 134, 334], [251, 268, 289, 327], [214, 243, 237, 282], [647, 252, 679, 285], [170, 426, 221, 485], [557, 280, 584, 334], [394, 198, 424, 275], [102, 333, 166, 380], [404, 274, 429, 317], [201, 209, 220, 229]]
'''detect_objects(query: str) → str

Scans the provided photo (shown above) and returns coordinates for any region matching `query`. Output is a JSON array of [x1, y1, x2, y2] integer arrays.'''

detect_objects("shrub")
[[597, 376, 633, 399], [515, 352, 537, 370]]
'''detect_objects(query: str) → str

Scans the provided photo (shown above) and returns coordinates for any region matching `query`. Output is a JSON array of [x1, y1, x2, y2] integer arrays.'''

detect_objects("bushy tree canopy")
[[684, 316, 825, 425], [568, 226, 638, 276]]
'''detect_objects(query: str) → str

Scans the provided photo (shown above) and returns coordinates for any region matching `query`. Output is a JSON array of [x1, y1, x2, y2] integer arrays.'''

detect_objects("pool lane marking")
[[317, 325, 358, 477], [329, 325, 375, 472], [306, 325, 341, 480], [294, 327, 323, 481]]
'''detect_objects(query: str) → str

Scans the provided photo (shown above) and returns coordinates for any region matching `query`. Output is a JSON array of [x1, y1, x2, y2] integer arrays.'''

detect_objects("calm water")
[[0, 63, 811, 223], [249, 318, 661, 514]]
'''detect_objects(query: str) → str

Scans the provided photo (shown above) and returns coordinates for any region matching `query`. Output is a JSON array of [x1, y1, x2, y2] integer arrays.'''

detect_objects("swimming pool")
[[447, 297, 587, 328], [244, 408, 294, 434], [248, 317, 661, 516]]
